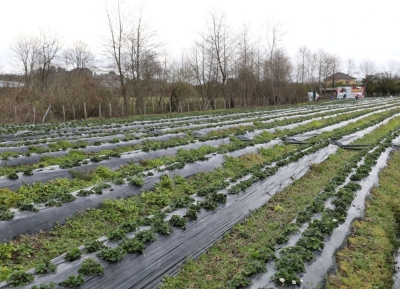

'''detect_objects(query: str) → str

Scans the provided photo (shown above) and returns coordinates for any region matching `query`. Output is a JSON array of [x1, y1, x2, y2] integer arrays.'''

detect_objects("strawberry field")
[[1, 98, 400, 289]]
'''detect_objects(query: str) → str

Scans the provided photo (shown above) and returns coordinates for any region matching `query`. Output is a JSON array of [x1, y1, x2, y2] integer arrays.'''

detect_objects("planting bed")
[[1, 98, 400, 289]]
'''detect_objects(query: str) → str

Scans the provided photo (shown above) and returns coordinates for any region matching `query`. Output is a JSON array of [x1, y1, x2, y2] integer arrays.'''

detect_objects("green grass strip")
[[326, 151, 400, 289]]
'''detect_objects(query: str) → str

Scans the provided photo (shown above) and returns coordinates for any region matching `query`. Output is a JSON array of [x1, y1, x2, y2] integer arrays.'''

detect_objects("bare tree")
[[125, 4, 160, 114], [265, 49, 292, 105], [105, 0, 128, 112], [168, 56, 195, 112], [189, 10, 236, 110], [10, 34, 40, 89], [206, 10, 236, 108], [385, 60, 400, 78], [236, 24, 257, 107], [264, 21, 288, 105], [359, 59, 376, 97], [37, 29, 62, 90], [63, 40, 95, 70], [346, 57, 357, 84]]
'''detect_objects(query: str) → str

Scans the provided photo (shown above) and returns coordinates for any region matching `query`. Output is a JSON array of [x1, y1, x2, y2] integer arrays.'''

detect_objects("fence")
[[0, 96, 272, 125]]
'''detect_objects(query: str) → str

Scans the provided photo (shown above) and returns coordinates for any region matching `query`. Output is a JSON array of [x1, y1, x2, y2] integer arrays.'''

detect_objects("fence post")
[[72, 105, 76, 120], [152, 98, 154, 113], [62, 105, 66, 122], [161, 98, 163, 113], [169, 101, 172, 113], [109, 103, 112, 118], [14, 106, 17, 124], [33, 106, 36, 124], [99, 103, 102, 118], [84, 102, 87, 119]]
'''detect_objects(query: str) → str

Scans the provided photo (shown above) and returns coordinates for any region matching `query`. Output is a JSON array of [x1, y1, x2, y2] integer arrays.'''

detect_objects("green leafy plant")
[[107, 228, 126, 242], [59, 273, 85, 287], [31, 282, 55, 289], [18, 201, 39, 212], [134, 230, 156, 243], [117, 221, 137, 233], [58, 193, 76, 203], [35, 260, 57, 274], [226, 271, 251, 289], [127, 175, 145, 186], [97, 246, 126, 262], [243, 260, 267, 276], [65, 247, 82, 262], [0, 209, 14, 221], [7, 172, 18, 180], [6, 270, 34, 287], [45, 199, 62, 207], [169, 215, 187, 230], [78, 258, 104, 276], [120, 238, 145, 254], [84, 240, 105, 253]]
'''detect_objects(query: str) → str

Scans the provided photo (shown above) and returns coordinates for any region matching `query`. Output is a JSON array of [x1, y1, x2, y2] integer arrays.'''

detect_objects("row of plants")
[[158, 115, 400, 288], [1, 98, 388, 154], [1, 105, 398, 222], [0, 100, 374, 158], [0, 132, 322, 283], [1, 103, 393, 180], [0, 101, 396, 284], [0, 104, 307, 145], [269, 125, 400, 286], [0, 128, 338, 287], [2, 99, 368, 137], [0, 108, 385, 217], [2, 114, 396, 287]]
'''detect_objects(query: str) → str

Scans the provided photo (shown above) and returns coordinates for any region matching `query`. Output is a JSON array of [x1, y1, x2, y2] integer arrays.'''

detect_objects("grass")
[[326, 151, 400, 289]]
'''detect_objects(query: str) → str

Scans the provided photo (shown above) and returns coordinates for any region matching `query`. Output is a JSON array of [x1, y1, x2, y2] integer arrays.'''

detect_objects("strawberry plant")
[[107, 228, 126, 242], [243, 260, 267, 276], [152, 218, 173, 235], [134, 230, 156, 243], [248, 247, 275, 263], [97, 246, 126, 262], [117, 221, 137, 233], [17, 201, 38, 212], [78, 258, 104, 276], [169, 215, 187, 230], [59, 273, 85, 287], [58, 193, 76, 203], [120, 238, 145, 254], [45, 200, 62, 207], [226, 271, 251, 289], [6, 270, 34, 287], [0, 209, 14, 221], [35, 260, 57, 274], [31, 282, 55, 289], [7, 172, 18, 180], [65, 247, 82, 262], [84, 240, 106, 253]]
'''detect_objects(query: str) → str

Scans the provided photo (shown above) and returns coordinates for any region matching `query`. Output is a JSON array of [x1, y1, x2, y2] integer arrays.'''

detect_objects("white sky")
[[0, 0, 398, 76]]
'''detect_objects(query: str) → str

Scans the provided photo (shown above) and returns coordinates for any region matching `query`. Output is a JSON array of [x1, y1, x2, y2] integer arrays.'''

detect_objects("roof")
[[324, 72, 356, 81]]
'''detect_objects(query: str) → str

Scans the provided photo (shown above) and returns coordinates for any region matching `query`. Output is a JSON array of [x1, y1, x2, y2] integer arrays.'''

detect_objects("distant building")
[[323, 72, 356, 86], [0, 80, 24, 88]]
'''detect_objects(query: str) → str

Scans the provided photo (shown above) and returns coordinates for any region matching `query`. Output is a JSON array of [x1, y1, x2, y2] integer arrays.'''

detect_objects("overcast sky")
[[0, 0, 398, 76]]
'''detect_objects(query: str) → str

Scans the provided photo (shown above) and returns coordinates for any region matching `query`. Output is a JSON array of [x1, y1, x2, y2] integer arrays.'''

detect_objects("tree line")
[[1, 1, 399, 123]]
